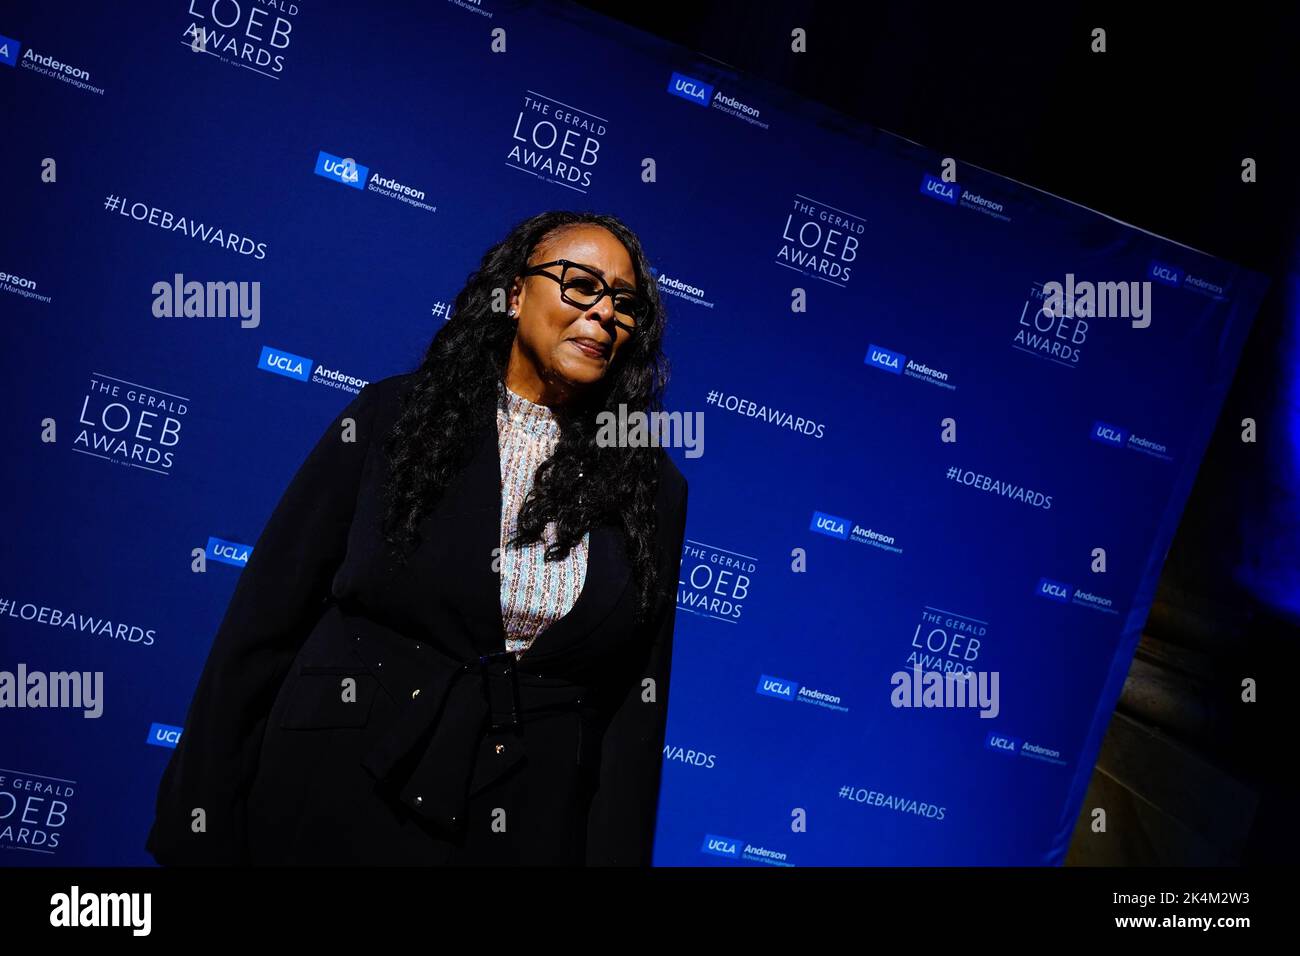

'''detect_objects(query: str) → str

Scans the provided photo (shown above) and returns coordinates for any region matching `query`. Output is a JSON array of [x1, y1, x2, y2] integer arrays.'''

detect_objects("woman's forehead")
[[543, 228, 633, 275]]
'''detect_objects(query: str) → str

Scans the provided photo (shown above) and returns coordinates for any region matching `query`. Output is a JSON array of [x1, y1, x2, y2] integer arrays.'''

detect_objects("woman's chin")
[[554, 359, 607, 388]]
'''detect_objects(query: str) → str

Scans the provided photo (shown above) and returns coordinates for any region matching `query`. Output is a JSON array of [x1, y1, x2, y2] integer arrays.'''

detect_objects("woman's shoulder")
[[358, 371, 419, 405], [349, 372, 420, 425]]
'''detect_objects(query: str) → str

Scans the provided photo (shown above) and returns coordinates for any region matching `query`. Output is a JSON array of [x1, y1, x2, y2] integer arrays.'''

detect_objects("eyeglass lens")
[[561, 263, 648, 325]]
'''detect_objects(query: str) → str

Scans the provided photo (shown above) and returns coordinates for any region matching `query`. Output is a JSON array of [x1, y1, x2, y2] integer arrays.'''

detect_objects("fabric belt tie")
[[358, 640, 585, 838]]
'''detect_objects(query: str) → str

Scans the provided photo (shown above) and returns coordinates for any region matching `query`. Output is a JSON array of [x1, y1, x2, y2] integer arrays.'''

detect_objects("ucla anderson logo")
[[667, 71, 713, 106], [864, 343, 905, 374], [206, 536, 252, 569], [985, 731, 1022, 755], [1036, 577, 1072, 602], [919, 174, 958, 205], [259, 345, 312, 381], [146, 723, 183, 749], [1148, 260, 1182, 287], [1090, 421, 1129, 447], [0, 34, 20, 67], [986, 730, 1066, 765], [756, 674, 797, 701], [701, 834, 741, 858], [809, 511, 850, 540], [1090, 420, 1173, 462], [314, 150, 369, 190]]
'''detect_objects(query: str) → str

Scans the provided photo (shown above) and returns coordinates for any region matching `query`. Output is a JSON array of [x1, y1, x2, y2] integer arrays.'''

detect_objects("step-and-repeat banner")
[[0, 0, 1269, 865]]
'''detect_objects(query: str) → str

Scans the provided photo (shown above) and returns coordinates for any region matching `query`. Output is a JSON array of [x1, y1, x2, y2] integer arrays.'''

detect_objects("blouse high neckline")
[[495, 377, 588, 659], [497, 379, 562, 440]]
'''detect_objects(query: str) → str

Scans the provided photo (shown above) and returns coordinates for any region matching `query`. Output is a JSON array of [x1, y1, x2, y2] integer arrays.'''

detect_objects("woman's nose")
[[587, 297, 618, 324]]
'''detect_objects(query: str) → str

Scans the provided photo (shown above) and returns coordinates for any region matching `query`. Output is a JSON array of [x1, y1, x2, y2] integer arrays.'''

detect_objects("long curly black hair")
[[380, 210, 672, 629]]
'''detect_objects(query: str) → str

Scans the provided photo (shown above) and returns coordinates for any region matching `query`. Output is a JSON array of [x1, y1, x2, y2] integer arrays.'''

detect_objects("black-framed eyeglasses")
[[521, 259, 651, 334]]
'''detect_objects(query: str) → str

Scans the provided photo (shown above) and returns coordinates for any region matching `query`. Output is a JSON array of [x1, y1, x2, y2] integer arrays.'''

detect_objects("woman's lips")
[[570, 339, 608, 359]]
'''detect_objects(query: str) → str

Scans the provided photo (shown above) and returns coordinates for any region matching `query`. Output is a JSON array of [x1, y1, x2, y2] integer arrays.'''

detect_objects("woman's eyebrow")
[[584, 262, 636, 290]]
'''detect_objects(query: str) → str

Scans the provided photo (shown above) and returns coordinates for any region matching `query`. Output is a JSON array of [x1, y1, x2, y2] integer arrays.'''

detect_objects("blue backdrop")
[[0, 0, 1269, 865]]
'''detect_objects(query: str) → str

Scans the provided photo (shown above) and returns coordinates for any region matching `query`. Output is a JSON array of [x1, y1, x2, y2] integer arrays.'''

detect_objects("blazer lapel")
[[452, 407, 632, 665], [519, 523, 630, 666]]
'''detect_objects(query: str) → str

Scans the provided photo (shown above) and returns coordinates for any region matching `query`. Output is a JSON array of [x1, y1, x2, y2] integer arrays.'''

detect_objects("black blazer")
[[146, 372, 689, 866]]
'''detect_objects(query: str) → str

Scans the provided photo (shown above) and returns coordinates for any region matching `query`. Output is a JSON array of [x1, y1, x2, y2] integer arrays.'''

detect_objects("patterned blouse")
[[496, 379, 589, 657]]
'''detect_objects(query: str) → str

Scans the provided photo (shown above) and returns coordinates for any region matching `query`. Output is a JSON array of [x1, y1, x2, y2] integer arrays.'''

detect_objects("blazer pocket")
[[279, 666, 381, 730]]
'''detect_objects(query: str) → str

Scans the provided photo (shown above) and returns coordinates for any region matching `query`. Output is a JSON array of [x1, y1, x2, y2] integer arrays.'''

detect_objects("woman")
[[146, 211, 689, 866]]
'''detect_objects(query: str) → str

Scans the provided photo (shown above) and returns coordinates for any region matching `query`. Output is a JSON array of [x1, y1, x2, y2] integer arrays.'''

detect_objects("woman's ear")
[[506, 281, 521, 319]]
